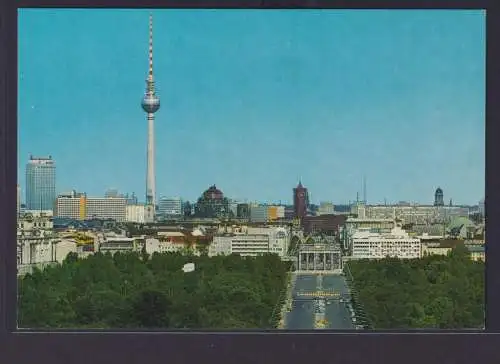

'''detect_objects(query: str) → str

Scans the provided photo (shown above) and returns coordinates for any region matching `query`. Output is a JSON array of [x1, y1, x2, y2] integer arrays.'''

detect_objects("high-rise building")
[[141, 14, 160, 211], [158, 197, 183, 217], [25, 155, 56, 211], [293, 181, 308, 219], [434, 187, 444, 206]]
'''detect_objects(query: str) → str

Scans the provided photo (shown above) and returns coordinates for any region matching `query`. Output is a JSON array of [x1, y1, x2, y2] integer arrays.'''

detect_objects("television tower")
[[141, 13, 160, 208]]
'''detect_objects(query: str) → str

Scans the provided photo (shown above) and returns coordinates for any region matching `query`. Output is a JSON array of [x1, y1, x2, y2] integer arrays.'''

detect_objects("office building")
[[25, 155, 56, 211], [350, 226, 421, 260], [55, 191, 127, 221], [158, 197, 183, 217], [209, 226, 289, 258], [250, 205, 268, 223], [268, 205, 285, 221]]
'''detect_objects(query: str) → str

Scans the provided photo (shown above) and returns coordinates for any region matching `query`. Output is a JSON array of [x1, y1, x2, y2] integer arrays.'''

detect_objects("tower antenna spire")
[[148, 12, 154, 82]]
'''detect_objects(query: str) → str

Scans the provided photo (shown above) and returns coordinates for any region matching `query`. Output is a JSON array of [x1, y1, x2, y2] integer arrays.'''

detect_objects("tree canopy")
[[18, 252, 290, 329], [347, 244, 484, 329]]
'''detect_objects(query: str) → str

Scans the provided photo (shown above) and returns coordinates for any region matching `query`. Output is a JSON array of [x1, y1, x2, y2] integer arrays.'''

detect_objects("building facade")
[[126, 204, 155, 223], [237, 203, 250, 219], [250, 205, 268, 223], [209, 226, 289, 258], [158, 197, 183, 217], [55, 192, 127, 221], [25, 155, 56, 211], [17, 211, 77, 270], [318, 202, 335, 216], [350, 226, 421, 260]]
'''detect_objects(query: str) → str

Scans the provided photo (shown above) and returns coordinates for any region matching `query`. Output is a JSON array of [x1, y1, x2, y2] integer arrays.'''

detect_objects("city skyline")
[[18, 9, 485, 205]]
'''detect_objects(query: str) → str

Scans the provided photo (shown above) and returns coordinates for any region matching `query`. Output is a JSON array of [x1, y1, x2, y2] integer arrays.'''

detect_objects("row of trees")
[[347, 244, 485, 329], [18, 252, 290, 329]]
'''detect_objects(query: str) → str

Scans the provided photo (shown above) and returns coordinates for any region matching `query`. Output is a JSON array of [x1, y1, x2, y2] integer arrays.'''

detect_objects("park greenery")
[[18, 251, 290, 329], [347, 243, 485, 329]]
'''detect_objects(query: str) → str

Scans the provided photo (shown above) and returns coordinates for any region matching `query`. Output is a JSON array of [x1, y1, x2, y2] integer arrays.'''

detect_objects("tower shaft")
[[146, 114, 155, 206]]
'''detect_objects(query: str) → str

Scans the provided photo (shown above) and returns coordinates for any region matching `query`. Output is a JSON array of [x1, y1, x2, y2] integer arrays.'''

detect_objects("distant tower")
[[141, 13, 160, 209], [434, 187, 444, 206], [293, 181, 308, 219]]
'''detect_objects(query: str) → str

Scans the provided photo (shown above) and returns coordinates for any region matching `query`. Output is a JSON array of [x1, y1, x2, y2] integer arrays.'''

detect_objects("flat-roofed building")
[[99, 237, 141, 255], [56, 191, 126, 222], [250, 205, 268, 223], [352, 204, 469, 225], [267, 205, 285, 221], [209, 226, 289, 258], [350, 226, 421, 260]]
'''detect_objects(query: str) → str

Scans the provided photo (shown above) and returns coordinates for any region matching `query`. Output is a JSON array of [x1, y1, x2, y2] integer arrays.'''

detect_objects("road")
[[284, 273, 355, 330], [322, 275, 354, 330], [284, 274, 316, 329]]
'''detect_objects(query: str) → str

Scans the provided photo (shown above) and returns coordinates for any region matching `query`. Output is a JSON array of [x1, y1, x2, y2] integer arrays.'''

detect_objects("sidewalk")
[[277, 272, 297, 329]]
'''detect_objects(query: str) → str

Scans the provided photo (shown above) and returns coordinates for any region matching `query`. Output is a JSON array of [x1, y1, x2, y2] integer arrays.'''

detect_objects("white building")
[[351, 204, 469, 224], [350, 226, 421, 260], [144, 237, 199, 255], [99, 236, 141, 255], [209, 226, 289, 258], [158, 197, 183, 217], [126, 204, 155, 223], [17, 212, 77, 272]]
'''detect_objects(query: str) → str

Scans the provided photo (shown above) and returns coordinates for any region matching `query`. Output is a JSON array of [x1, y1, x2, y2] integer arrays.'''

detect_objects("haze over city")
[[18, 9, 485, 204]]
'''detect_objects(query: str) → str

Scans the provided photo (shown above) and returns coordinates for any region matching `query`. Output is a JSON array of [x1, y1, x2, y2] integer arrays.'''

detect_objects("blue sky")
[[18, 9, 485, 205]]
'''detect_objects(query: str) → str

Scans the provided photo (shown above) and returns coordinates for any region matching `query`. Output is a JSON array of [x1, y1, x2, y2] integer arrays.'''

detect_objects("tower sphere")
[[142, 94, 160, 113]]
